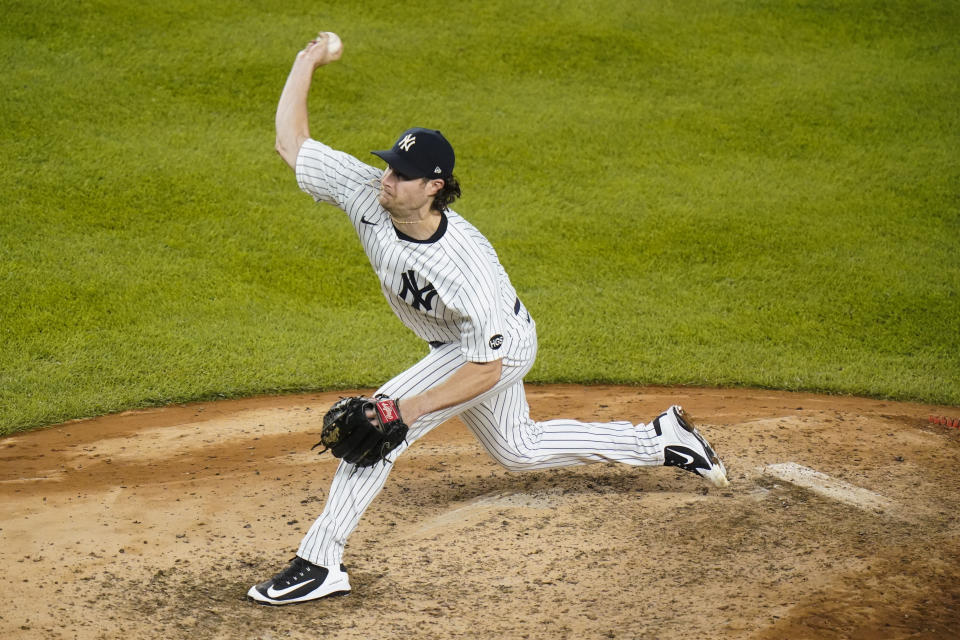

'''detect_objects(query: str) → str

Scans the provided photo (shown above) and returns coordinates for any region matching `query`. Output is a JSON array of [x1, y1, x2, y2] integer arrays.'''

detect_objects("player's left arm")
[[397, 359, 502, 425]]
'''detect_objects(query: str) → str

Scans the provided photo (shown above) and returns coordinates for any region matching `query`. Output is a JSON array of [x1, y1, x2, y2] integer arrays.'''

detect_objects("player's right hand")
[[297, 31, 343, 68]]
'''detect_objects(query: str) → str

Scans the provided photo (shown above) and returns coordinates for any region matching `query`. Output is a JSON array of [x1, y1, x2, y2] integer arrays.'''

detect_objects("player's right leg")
[[458, 380, 662, 470], [652, 404, 729, 487], [459, 383, 729, 487]]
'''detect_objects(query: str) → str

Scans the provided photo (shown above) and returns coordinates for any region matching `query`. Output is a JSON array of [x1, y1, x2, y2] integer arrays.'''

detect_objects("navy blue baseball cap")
[[372, 127, 455, 180]]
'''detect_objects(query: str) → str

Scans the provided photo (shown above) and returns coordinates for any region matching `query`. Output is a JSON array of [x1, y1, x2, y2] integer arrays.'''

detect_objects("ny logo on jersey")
[[398, 270, 438, 311], [398, 134, 417, 152]]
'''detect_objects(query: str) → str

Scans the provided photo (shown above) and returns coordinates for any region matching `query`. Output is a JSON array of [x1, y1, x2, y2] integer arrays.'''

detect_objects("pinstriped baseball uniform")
[[292, 139, 665, 568]]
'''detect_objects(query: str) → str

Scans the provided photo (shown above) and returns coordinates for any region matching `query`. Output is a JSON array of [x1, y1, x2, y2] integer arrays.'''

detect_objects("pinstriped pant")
[[297, 338, 664, 568]]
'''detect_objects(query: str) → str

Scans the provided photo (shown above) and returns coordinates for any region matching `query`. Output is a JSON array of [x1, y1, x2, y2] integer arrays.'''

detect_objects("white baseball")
[[325, 32, 342, 56]]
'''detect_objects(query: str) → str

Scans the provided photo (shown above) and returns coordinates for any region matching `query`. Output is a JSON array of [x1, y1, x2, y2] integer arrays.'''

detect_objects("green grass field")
[[1, 0, 958, 435]]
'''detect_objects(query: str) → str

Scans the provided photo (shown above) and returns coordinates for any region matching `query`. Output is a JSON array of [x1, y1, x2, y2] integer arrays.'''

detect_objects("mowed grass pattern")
[[1, 0, 958, 434]]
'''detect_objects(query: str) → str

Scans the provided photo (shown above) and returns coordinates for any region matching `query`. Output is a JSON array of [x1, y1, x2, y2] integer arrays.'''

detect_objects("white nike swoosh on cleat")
[[267, 578, 315, 599]]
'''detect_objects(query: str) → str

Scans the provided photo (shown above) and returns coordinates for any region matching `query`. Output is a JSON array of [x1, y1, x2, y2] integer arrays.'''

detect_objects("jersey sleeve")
[[453, 274, 506, 363], [295, 138, 382, 208]]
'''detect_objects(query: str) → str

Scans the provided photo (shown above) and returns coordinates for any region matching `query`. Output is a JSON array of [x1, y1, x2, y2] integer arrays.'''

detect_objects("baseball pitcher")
[[247, 31, 728, 605]]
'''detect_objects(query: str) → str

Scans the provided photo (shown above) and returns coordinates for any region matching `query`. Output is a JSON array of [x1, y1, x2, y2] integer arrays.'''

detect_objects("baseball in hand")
[[325, 32, 343, 56]]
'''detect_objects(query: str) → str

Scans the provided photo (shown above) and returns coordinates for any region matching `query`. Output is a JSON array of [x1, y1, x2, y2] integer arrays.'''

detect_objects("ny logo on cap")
[[398, 134, 416, 152]]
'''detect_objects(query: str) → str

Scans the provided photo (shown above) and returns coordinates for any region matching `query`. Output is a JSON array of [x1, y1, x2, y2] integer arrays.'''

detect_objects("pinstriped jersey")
[[295, 139, 536, 365]]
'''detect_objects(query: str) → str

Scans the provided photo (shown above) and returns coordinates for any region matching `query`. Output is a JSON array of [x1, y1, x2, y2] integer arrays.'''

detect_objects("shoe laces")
[[272, 556, 314, 585]]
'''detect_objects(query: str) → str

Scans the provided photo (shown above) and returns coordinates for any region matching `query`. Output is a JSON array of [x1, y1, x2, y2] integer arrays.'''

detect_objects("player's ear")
[[424, 178, 444, 197]]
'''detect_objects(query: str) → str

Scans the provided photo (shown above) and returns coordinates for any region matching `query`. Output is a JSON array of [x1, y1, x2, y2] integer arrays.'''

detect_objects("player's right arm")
[[275, 32, 342, 170]]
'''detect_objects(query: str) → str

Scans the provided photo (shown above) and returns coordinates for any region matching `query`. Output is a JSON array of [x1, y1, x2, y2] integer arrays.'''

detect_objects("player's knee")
[[490, 455, 536, 473]]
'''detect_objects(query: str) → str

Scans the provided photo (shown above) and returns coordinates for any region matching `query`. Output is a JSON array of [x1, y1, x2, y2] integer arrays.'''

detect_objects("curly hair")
[[431, 175, 462, 213]]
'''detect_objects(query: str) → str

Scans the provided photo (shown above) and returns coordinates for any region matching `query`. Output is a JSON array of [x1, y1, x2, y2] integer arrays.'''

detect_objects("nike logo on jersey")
[[266, 578, 315, 599], [360, 215, 376, 225], [398, 270, 438, 311]]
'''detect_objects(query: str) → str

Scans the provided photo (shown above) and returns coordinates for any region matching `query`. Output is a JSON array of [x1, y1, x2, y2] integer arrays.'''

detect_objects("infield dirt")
[[2, 385, 959, 639]]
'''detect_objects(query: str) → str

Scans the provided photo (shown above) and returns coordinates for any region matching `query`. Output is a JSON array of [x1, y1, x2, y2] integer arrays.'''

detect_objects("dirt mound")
[[2, 385, 958, 639]]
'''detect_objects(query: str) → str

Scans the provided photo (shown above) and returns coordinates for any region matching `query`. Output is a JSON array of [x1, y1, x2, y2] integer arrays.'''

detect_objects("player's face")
[[378, 166, 435, 214]]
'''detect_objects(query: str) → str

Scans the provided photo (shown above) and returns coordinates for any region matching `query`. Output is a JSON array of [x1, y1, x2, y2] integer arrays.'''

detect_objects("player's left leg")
[[251, 343, 474, 604], [292, 342, 528, 572], [293, 343, 471, 571]]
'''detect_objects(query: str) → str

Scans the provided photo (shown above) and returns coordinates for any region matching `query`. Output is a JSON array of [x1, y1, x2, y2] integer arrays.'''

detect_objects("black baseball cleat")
[[247, 556, 351, 605], [653, 405, 729, 488]]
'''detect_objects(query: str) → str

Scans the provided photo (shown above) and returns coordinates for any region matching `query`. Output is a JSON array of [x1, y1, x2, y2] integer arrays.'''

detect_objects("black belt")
[[514, 296, 531, 323], [429, 297, 530, 349]]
